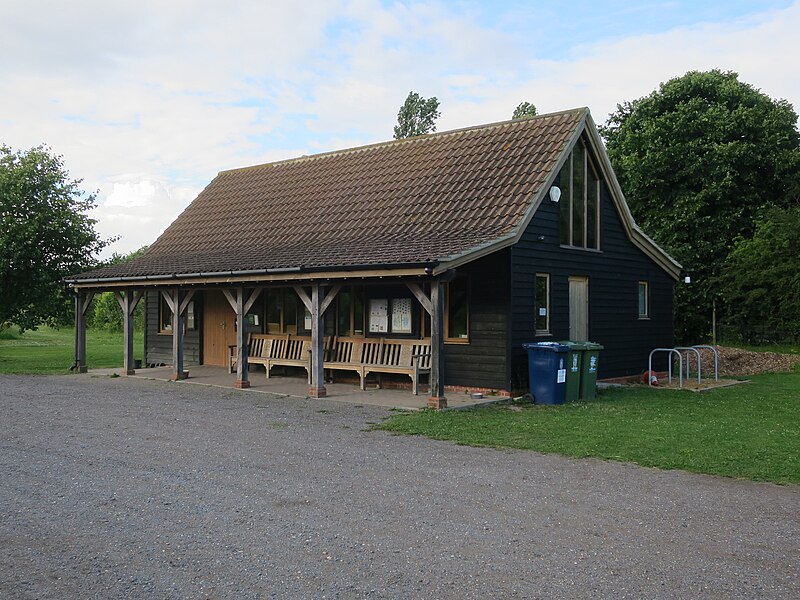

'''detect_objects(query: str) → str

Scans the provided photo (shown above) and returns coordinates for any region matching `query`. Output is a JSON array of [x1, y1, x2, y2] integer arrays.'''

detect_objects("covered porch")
[[68, 273, 456, 409]]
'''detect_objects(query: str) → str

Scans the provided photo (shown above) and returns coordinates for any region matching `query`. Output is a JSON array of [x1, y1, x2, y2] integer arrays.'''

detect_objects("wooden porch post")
[[234, 286, 249, 389], [74, 291, 89, 373], [115, 289, 142, 376], [222, 287, 262, 389], [309, 283, 326, 398], [160, 288, 196, 381], [428, 278, 447, 409], [293, 283, 340, 399], [171, 288, 185, 380]]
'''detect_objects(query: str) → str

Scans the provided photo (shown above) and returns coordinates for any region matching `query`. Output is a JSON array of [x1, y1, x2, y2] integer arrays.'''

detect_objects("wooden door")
[[203, 290, 236, 366], [569, 276, 589, 341]]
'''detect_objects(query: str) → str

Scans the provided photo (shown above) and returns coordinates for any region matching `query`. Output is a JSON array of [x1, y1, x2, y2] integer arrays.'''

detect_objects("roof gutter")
[[63, 260, 440, 287]]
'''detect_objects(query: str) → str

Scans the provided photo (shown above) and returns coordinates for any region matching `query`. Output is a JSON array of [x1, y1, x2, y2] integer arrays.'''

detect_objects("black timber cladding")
[[443, 250, 511, 390], [510, 176, 675, 382], [144, 291, 201, 366]]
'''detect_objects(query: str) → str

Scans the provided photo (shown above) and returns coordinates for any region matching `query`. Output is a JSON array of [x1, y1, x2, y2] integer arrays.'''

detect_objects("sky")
[[2, 0, 798, 258]]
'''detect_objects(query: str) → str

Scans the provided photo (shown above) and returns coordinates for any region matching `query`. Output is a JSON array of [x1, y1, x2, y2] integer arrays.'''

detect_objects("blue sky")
[[1, 0, 797, 257]]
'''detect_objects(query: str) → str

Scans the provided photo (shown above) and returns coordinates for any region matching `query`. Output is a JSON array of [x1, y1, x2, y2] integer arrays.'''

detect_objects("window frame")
[[535, 273, 551, 335], [158, 294, 196, 334], [335, 286, 366, 337], [638, 281, 650, 319], [266, 288, 300, 334], [559, 137, 601, 251], [444, 277, 470, 344]]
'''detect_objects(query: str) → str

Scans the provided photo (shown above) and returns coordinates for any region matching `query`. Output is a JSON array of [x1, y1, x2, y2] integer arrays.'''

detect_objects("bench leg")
[[265, 365, 271, 379], [411, 373, 417, 396], [360, 369, 367, 391]]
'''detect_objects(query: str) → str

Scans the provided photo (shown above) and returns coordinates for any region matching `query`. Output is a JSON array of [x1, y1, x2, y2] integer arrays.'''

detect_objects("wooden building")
[[66, 108, 681, 407]]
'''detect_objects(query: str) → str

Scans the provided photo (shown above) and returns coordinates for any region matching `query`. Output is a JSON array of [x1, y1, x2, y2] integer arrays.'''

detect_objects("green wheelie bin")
[[559, 341, 604, 400], [557, 341, 584, 402]]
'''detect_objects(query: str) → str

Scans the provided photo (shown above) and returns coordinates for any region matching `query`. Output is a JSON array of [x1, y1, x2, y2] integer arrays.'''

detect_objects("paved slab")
[[1, 374, 797, 599]]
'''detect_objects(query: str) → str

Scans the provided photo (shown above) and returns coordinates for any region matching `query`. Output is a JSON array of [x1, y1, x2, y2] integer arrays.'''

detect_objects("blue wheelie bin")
[[522, 342, 570, 405]]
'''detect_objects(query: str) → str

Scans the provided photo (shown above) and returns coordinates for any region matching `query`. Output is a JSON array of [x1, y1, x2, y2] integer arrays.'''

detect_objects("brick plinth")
[[308, 386, 327, 398], [78, 366, 88, 374], [234, 379, 250, 389], [170, 371, 189, 381], [427, 396, 448, 409], [124, 369, 136, 376]]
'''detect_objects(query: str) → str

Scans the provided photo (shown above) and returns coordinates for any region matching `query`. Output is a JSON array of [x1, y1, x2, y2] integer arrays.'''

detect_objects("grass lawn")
[[0, 326, 143, 374], [378, 369, 800, 485]]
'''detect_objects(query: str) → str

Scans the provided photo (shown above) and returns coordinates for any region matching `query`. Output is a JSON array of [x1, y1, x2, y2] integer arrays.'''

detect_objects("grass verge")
[[0, 326, 143, 374], [378, 369, 800, 485]]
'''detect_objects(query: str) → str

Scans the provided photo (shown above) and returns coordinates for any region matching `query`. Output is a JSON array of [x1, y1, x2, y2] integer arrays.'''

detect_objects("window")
[[445, 277, 469, 342], [535, 274, 550, 334], [159, 295, 172, 333], [159, 294, 195, 334], [559, 138, 600, 249], [336, 286, 365, 336], [638, 281, 649, 319], [266, 288, 299, 334]]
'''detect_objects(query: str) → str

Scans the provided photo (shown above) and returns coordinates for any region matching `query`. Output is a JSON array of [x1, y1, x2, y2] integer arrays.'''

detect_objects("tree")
[[718, 206, 800, 344], [512, 102, 537, 119], [600, 70, 800, 342], [88, 247, 149, 332], [393, 91, 441, 139], [0, 145, 111, 332]]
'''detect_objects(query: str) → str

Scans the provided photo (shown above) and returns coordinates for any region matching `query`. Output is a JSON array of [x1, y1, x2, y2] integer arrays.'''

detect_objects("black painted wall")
[[510, 181, 675, 383], [443, 249, 511, 391], [144, 291, 201, 366]]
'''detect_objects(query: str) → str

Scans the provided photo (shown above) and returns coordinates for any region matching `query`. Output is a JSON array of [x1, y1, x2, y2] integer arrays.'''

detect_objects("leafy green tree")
[[88, 247, 149, 331], [600, 70, 800, 342], [718, 206, 800, 343], [0, 145, 111, 332], [512, 102, 537, 119], [393, 91, 441, 139]]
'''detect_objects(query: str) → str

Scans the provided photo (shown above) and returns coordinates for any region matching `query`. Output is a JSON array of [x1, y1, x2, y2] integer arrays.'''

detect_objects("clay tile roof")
[[72, 108, 587, 281]]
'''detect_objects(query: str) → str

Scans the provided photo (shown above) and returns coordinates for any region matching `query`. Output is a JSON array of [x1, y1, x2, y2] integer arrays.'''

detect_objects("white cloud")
[[1, 1, 797, 260]]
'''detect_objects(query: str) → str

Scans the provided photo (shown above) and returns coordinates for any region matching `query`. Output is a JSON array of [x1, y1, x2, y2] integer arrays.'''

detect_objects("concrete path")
[[1, 374, 797, 599], [90, 365, 501, 410]]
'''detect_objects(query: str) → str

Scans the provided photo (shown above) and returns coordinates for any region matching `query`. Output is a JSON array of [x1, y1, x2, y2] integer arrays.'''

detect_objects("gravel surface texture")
[[1, 374, 798, 599]]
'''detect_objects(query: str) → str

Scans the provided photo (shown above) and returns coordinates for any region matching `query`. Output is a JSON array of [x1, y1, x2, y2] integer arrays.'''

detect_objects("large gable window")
[[559, 138, 600, 250]]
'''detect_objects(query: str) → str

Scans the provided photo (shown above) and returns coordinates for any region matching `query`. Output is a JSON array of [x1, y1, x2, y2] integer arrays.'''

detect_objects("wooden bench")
[[229, 333, 312, 383], [229, 333, 286, 373], [232, 334, 431, 394], [266, 336, 313, 383], [323, 337, 367, 388], [361, 339, 431, 395], [324, 337, 431, 395]]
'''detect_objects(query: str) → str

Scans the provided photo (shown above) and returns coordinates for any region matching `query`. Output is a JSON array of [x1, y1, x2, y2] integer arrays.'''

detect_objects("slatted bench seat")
[[323, 337, 367, 388], [324, 337, 431, 395], [265, 336, 313, 383], [361, 338, 431, 395], [229, 333, 312, 383], [229, 333, 286, 374]]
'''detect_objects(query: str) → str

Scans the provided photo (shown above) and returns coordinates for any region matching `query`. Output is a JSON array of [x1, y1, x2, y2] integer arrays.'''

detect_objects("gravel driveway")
[[1, 375, 797, 599]]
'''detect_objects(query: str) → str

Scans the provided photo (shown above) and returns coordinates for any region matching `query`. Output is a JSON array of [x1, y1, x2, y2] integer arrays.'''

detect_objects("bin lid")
[[522, 342, 569, 352], [558, 340, 604, 350]]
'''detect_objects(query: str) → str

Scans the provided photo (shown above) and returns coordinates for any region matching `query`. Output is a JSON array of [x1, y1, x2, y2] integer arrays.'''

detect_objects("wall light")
[[549, 186, 561, 203]]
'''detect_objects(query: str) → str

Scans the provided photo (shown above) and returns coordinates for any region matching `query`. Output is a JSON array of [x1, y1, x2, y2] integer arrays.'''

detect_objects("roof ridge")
[[220, 107, 589, 176]]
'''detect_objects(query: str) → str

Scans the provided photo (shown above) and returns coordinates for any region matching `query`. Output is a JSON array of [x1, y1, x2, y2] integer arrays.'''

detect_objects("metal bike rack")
[[675, 346, 702, 385], [692, 345, 719, 381], [648, 348, 683, 387]]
